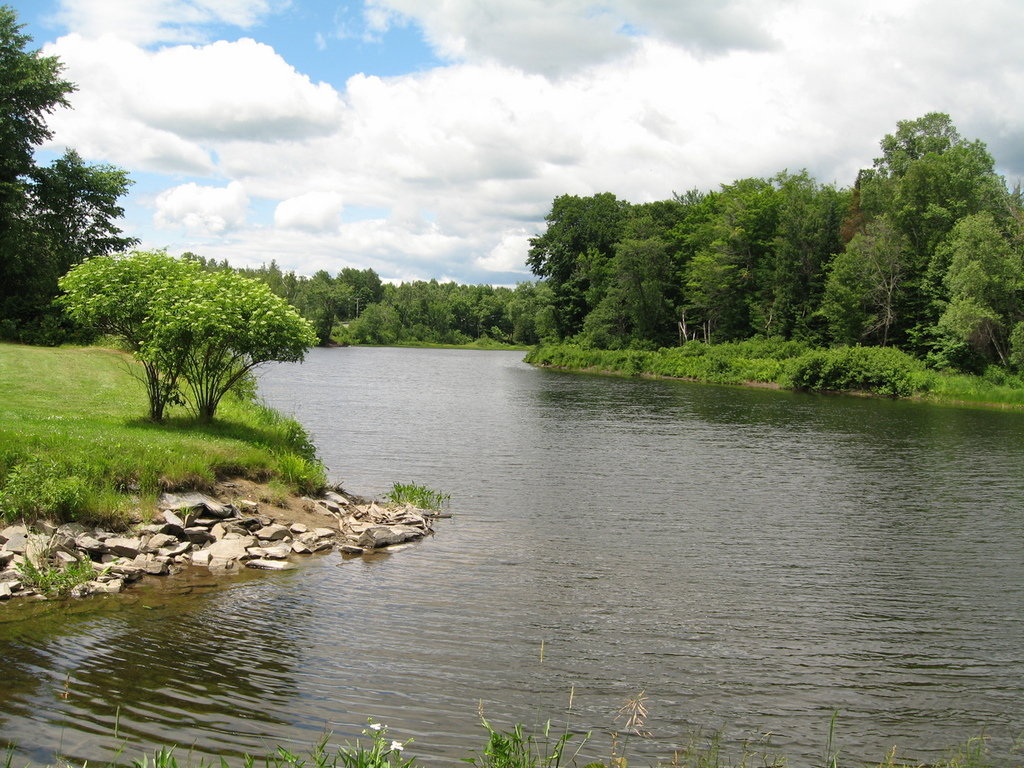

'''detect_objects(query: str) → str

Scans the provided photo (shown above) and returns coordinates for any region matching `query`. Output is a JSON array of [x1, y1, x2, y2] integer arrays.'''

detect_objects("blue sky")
[[7, 0, 1024, 284]]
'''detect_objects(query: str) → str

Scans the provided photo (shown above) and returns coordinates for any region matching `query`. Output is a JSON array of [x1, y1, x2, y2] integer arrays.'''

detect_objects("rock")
[[0, 568, 20, 582], [357, 525, 422, 549], [55, 550, 80, 565], [208, 557, 238, 572], [291, 540, 312, 555], [238, 500, 259, 512], [183, 527, 215, 545], [191, 549, 212, 567], [255, 524, 290, 541], [36, 520, 58, 535], [56, 522, 88, 537], [105, 537, 143, 558], [75, 534, 106, 554], [313, 527, 336, 539], [210, 523, 226, 541], [0, 551, 12, 567], [257, 544, 291, 560], [289, 523, 308, 534], [0, 526, 28, 554], [192, 517, 220, 528], [89, 579, 124, 594], [0, 581, 13, 599], [158, 541, 191, 558], [324, 491, 350, 506], [246, 559, 297, 571], [146, 533, 179, 551], [339, 544, 365, 555], [70, 583, 92, 598], [161, 509, 187, 528], [317, 499, 343, 515], [206, 536, 256, 561], [158, 492, 231, 517]]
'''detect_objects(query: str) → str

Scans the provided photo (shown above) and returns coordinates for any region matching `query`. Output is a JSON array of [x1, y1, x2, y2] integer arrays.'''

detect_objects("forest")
[[214, 113, 1024, 378]]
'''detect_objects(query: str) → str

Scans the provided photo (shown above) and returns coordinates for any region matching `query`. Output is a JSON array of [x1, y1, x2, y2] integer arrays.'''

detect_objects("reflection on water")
[[2, 347, 1023, 766]]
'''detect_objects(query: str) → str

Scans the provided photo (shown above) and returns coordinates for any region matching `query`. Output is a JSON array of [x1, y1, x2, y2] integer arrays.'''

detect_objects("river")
[[2, 346, 1022, 766]]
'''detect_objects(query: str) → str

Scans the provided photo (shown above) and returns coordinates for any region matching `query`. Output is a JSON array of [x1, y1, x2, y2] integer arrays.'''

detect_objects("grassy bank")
[[525, 341, 1024, 408], [0, 343, 325, 528]]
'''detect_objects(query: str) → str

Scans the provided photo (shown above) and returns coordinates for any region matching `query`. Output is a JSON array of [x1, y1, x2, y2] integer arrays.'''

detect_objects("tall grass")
[[0, 343, 326, 526], [385, 482, 451, 510]]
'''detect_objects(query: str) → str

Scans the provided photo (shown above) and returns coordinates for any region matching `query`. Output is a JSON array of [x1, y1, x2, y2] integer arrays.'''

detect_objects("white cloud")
[[33, 0, 1024, 285], [54, 0, 280, 45], [274, 191, 345, 232], [365, 0, 779, 76], [154, 181, 250, 235], [476, 230, 533, 273]]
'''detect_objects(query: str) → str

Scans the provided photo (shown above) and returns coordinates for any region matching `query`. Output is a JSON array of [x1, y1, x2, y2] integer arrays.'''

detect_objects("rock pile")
[[0, 488, 442, 602]]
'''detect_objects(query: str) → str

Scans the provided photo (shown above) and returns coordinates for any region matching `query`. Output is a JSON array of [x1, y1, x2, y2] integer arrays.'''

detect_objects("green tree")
[[936, 213, 1023, 365], [821, 217, 908, 346], [0, 7, 136, 339], [527, 192, 629, 338], [60, 251, 316, 422], [58, 251, 202, 420], [147, 270, 316, 421]]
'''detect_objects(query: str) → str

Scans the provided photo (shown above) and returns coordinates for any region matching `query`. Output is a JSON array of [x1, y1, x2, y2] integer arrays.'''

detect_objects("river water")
[[2, 347, 1023, 766]]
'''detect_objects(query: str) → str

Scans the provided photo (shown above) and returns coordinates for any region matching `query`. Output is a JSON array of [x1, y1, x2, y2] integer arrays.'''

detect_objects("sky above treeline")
[[10, 0, 1024, 285]]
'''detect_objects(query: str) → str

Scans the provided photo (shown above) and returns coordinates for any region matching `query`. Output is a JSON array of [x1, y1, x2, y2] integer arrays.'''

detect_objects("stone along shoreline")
[[0, 482, 448, 601]]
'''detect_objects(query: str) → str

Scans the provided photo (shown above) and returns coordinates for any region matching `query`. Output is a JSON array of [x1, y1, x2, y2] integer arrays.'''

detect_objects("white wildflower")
[[390, 741, 404, 752], [369, 723, 383, 731]]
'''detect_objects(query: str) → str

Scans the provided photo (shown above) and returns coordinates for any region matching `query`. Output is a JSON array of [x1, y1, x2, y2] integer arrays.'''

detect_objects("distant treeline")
[[206, 113, 1024, 376]]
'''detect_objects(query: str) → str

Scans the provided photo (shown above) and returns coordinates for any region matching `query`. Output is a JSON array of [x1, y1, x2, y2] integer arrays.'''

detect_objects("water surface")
[[2, 347, 1022, 766]]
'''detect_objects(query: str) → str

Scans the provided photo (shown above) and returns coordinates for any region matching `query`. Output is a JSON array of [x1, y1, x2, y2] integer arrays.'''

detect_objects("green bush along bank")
[[0, 343, 325, 528], [525, 341, 1024, 406]]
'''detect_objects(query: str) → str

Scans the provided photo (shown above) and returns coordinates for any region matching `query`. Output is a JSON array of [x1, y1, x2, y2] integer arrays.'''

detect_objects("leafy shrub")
[[788, 346, 925, 397], [17, 556, 95, 598], [0, 459, 91, 522]]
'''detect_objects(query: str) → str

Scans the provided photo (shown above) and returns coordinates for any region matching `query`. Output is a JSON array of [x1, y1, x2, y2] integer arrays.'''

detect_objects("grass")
[[385, 482, 451, 510], [1, 723, 1017, 768], [0, 343, 326, 528], [525, 342, 1024, 409]]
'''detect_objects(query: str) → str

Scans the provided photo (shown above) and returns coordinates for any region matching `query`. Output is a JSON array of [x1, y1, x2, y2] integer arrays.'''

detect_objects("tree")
[[148, 270, 317, 421], [60, 251, 316, 422], [527, 192, 629, 338], [58, 251, 203, 420], [0, 7, 136, 340], [935, 213, 1023, 365], [821, 217, 908, 346]]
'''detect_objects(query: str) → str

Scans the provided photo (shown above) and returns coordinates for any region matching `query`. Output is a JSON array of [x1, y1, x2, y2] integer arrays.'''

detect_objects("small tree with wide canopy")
[[60, 251, 316, 422]]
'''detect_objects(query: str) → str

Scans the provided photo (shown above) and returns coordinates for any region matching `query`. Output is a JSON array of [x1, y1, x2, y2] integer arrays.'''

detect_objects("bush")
[[787, 346, 925, 397]]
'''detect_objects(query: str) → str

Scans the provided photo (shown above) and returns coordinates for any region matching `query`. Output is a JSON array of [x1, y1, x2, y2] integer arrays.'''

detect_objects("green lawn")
[[0, 343, 324, 527]]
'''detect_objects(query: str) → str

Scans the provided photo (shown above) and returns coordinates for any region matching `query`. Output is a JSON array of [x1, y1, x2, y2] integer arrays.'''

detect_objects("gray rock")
[[158, 491, 231, 517], [0, 551, 12, 567], [206, 536, 256, 561], [0, 568, 20, 582], [208, 557, 238, 572], [191, 549, 212, 566], [161, 509, 186, 528], [75, 535, 107, 553], [324, 491, 350, 506], [158, 541, 191, 558], [56, 522, 88, 538], [146, 533, 179, 550], [255, 524, 290, 541], [105, 537, 143, 558], [183, 527, 215, 545], [1, 526, 28, 554], [260, 544, 291, 560], [246, 559, 297, 571], [291, 540, 312, 555], [89, 579, 124, 594], [313, 527, 336, 539], [55, 550, 80, 565], [357, 525, 422, 549], [289, 522, 308, 534], [0, 581, 12, 599], [339, 544, 365, 555]]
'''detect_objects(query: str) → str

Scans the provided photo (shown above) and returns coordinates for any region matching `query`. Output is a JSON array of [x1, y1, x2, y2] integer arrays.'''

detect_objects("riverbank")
[[0, 343, 443, 601], [525, 341, 1024, 409]]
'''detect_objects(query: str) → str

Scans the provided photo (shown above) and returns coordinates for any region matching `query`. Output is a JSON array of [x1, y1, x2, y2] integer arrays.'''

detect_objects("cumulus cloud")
[[33, 0, 1024, 284], [154, 181, 249, 235], [274, 191, 345, 232], [54, 0, 281, 45], [365, 0, 778, 76]]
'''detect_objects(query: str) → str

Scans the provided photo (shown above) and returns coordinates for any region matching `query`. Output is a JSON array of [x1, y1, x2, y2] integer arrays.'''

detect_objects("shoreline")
[[0, 478, 446, 603]]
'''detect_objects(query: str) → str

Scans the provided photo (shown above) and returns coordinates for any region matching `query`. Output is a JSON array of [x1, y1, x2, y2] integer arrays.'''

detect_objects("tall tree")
[[527, 192, 629, 338], [0, 6, 136, 340]]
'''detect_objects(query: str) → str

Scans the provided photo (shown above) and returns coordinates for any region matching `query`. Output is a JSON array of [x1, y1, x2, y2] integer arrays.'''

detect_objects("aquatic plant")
[[385, 482, 450, 510]]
